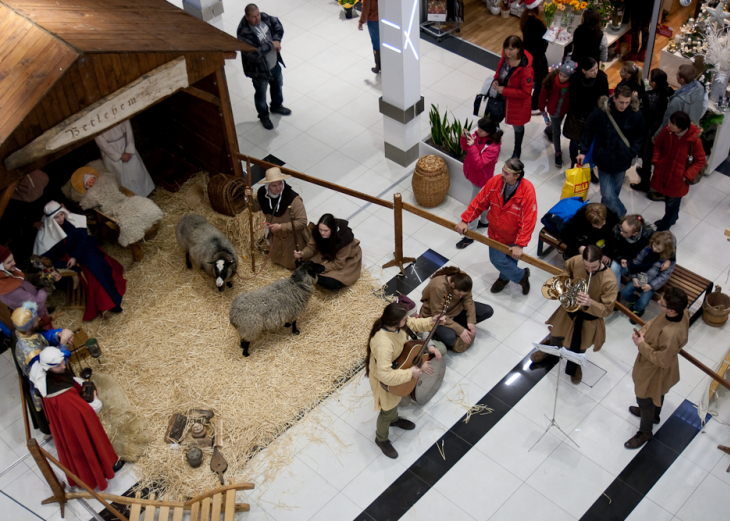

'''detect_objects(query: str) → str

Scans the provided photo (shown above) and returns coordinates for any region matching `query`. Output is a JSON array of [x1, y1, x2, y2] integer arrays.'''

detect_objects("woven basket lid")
[[416, 155, 447, 177]]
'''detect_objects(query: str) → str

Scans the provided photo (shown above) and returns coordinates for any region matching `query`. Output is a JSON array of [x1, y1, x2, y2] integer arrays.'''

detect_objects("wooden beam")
[[27, 439, 67, 518], [0, 179, 19, 222], [182, 86, 221, 107], [215, 67, 244, 177]]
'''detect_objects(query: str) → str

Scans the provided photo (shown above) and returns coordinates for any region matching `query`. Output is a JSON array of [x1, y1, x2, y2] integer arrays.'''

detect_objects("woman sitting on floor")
[[30, 346, 124, 490], [33, 201, 126, 321], [294, 214, 362, 290], [0, 244, 59, 327], [419, 266, 494, 353]]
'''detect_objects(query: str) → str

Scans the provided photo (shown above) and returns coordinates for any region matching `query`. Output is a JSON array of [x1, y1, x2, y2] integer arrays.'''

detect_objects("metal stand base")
[[529, 355, 580, 451], [420, 22, 460, 43]]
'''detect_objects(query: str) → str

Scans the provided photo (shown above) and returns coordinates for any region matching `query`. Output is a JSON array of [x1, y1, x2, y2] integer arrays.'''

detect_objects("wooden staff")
[[246, 157, 255, 273], [289, 205, 302, 267]]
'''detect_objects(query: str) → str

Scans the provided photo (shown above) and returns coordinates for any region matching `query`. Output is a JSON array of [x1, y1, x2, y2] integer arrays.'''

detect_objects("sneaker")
[[543, 128, 554, 140], [391, 417, 416, 430], [477, 221, 489, 229], [375, 438, 398, 459], [490, 277, 509, 294], [624, 431, 653, 449], [555, 152, 563, 168], [456, 237, 474, 249], [629, 309, 645, 325], [270, 105, 291, 115], [647, 191, 665, 201], [570, 365, 582, 385], [628, 406, 660, 424], [531, 109, 542, 116], [630, 182, 650, 192], [519, 267, 531, 295], [260, 117, 274, 130]]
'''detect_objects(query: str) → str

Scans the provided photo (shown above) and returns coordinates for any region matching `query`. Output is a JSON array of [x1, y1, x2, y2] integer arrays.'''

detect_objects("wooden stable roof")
[[1, 0, 250, 53]]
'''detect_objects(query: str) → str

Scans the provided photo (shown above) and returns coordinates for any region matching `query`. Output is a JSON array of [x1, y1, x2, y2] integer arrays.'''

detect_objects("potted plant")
[[338, 0, 356, 19], [487, 0, 502, 16], [500, 0, 511, 18], [418, 105, 475, 205]]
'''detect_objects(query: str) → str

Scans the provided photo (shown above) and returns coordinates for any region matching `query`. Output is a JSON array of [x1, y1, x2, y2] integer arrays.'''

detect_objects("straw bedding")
[[50, 173, 387, 498]]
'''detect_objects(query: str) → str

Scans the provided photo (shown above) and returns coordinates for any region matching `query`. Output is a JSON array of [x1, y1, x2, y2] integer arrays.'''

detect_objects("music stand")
[[528, 343, 587, 451]]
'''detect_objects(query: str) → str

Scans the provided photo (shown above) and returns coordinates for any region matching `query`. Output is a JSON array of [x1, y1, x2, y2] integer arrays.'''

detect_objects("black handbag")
[[485, 95, 506, 124], [563, 112, 586, 141]]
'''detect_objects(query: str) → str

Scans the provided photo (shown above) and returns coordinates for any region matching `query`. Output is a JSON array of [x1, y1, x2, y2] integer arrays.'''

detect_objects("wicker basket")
[[412, 155, 450, 208], [208, 173, 248, 216], [703, 286, 730, 327]]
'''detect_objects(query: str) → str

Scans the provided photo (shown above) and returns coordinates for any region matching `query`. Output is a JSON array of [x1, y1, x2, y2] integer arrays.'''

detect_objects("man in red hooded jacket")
[[456, 159, 538, 294], [650, 111, 706, 231]]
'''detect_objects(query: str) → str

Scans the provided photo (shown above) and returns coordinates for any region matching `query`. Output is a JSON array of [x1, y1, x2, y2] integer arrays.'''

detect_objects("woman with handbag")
[[650, 111, 706, 231], [564, 57, 609, 169], [492, 35, 534, 159]]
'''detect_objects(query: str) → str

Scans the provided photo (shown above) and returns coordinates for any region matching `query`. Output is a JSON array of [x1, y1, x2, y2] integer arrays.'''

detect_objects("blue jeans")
[[252, 62, 284, 119], [367, 20, 380, 50], [611, 260, 629, 284], [598, 168, 627, 217], [489, 246, 525, 283], [656, 196, 682, 231], [621, 282, 654, 313]]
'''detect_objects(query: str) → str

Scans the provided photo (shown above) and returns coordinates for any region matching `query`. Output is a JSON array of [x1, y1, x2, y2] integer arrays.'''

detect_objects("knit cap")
[[559, 60, 578, 77]]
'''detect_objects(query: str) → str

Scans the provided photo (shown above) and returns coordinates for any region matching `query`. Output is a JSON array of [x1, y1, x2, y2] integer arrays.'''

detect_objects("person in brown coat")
[[294, 213, 362, 290], [625, 287, 689, 449], [419, 267, 493, 353], [357, 0, 380, 73], [531, 244, 618, 384], [245, 168, 311, 270]]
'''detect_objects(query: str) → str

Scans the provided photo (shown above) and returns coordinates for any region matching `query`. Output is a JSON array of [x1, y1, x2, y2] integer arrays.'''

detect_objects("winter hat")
[[520, 0, 543, 8], [0, 244, 10, 264], [559, 60, 578, 77]]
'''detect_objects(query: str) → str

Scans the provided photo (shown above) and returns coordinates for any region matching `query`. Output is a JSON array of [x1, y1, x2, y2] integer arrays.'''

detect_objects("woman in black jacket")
[[631, 69, 675, 192], [570, 9, 607, 66], [564, 57, 609, 168], [561, 203, 619, 260], [520, 3, 548, 114]]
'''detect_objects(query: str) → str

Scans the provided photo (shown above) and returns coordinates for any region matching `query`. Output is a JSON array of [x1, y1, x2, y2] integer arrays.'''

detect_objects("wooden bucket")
[[412, 155, 450, 208], [703, 286, 730, 327], [208, 174, 248, 216]]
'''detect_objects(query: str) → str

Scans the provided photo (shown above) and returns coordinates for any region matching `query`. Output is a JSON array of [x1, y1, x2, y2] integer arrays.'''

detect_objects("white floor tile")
[[340, 454, 408, 510], [443, 331, 501, 378], [309, 492, 362, 521], [424, 375, 487, 429], [675, 473, 730, 521], [338, 129, 386, 168], [490, 483, 577, 521], [389, 413, 447, 468], [465, 342, 524, 392], [271, 132, 335, 172], [677, 221, 730, 272], [242, 118, 303, 153], [402, 487, 477, 521], [306, 112, 368, 150], [625, 497, 674, 521], [646, 454, 708, 515], [433, 449, 522, 520]]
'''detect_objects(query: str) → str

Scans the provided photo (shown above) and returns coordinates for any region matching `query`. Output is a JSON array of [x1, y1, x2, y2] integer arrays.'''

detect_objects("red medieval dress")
[[41, 370, 118, 490]]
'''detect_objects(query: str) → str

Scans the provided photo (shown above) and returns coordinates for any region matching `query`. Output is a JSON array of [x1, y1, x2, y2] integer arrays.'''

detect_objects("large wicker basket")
[[208, 173, 248, 216], [703, 286, 730, 327], [412, 155, 450, 208]]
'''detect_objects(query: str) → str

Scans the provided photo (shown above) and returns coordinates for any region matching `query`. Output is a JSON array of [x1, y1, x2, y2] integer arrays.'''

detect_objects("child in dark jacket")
[[539, 60, 578, 168], [603, 214, 656, 283], [619, 231, 676, 320]]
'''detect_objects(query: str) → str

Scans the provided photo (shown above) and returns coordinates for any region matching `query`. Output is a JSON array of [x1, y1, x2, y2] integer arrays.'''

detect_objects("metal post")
[[643, 0, 664, 79]]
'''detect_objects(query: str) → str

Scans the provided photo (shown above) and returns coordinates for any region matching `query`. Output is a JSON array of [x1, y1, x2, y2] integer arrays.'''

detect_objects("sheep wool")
[[176, 213, 238, 292]]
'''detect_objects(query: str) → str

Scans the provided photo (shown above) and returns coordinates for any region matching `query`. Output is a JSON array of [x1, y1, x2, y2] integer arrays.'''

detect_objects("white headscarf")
[[29, 346, 65, 397], [33, 201, 87, 256]]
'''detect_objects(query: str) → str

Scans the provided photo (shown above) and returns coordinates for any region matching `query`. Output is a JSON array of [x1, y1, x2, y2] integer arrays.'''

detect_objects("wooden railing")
[[237, 153, 730, 392]]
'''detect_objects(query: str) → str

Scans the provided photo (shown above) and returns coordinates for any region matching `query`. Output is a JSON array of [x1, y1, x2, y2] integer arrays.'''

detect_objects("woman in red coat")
[[492, 35, 534, 159], [650, 111, 706, 231]]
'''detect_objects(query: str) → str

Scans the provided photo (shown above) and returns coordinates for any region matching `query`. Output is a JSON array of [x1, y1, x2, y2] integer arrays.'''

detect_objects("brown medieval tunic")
[[419, 275, 476, 336], [632, 310, 689, 407], [546, 255, 618, 351], [251, 194, 311, 270], [300, 237, 362, 286]]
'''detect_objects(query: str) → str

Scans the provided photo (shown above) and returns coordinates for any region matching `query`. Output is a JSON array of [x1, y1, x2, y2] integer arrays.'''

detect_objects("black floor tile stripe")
[[581, 400, 711, 521], [420, 30, 500, 71]]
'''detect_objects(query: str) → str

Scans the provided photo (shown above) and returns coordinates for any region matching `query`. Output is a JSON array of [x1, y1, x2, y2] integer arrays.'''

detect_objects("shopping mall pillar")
[[379, 0, 424, 167]]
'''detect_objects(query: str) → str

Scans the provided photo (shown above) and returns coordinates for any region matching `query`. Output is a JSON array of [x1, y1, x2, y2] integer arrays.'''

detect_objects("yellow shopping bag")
[[561, 164, 590, 201]]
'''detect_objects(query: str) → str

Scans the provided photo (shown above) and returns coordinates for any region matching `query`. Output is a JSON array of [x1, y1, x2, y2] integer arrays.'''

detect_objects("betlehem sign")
[[5, 56, 189, 171]]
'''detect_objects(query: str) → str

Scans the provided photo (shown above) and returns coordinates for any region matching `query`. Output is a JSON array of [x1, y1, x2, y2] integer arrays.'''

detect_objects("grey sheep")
[[176, 214, 238, 292], [229, 260, 325, 357]]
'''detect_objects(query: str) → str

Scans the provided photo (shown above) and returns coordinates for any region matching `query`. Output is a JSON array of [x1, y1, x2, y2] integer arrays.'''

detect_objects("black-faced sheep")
[[229, 260, 325, 357], [175, 214, 238, 292]]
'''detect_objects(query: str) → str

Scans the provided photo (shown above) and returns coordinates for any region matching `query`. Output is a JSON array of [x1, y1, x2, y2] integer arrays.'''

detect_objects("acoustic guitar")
[[381, 295, 451, 397]]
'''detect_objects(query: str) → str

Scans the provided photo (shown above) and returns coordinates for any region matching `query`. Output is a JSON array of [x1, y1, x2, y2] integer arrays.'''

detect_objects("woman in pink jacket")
[[456, 117, 502, 249]]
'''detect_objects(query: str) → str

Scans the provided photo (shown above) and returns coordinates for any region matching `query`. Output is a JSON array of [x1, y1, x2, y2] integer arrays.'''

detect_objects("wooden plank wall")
[[0, 50, 227, 190]]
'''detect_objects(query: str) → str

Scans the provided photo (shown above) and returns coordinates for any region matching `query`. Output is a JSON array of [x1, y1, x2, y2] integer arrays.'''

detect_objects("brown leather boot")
[[491, 277, 509, 294], [530, 350, 552, 364], [570, 365, 582, 385], [372, 49, 381, 73], [519, 268, 531, 295], [624, 431, 653, 449], [391, 417, 415, 430], [375, 438, 398, 458]]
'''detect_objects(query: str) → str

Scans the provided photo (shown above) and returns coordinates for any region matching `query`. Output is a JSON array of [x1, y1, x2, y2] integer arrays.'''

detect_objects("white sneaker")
[[531, 109, 541, 115]]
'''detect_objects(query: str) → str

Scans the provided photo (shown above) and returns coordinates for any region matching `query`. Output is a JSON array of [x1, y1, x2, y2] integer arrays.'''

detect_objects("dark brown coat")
[[251, 196, 311, 270], [419, 275, 476, 336]]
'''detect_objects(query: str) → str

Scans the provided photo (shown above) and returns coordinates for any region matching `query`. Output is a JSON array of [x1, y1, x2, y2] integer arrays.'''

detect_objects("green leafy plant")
[[428, 104, 473, 161], [338, 0, 356, 8]]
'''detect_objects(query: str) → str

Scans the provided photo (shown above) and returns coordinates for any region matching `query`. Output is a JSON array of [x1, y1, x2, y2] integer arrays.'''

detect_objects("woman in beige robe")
[[625, 287, 689, 449], [531, 245, 617, 384], [294, 214, 361, 289], [246, 168, 311, 270]]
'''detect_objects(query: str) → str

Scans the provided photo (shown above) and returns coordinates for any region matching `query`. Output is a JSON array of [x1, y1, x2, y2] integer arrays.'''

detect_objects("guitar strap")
[[404, 326, 418, 341]]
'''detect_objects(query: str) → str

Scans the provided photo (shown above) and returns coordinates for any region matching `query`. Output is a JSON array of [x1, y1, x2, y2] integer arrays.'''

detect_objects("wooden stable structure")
[[0, 0, 254, 223]]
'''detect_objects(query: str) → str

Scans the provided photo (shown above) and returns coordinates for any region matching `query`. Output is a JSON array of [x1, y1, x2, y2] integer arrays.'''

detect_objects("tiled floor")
[[3, 1, 730, 520]]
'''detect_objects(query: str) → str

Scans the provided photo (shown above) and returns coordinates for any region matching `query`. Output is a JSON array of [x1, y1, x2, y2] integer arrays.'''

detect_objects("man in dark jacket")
[[603, 214, 655, 283], [577, 86, 645, 217], [237, 4, 291, 130]]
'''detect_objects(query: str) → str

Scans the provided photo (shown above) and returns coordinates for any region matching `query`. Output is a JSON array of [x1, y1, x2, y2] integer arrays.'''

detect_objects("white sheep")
[[229, 260, 325, 357], [176, 214, 238, 292]]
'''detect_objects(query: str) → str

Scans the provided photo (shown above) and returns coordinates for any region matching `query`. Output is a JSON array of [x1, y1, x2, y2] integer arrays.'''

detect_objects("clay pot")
[[186, 447, 203, 468], [191, 423, 206, 438]]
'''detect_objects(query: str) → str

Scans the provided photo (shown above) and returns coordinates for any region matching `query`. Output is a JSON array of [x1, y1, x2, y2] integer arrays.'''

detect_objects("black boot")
[[512, 128, 525, 159], [372, 49, 381, 74]]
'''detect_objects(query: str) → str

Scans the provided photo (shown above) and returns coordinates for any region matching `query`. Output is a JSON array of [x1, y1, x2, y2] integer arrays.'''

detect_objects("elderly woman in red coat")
[[650, 111, 706, 231], [492, 35, 534, 160]]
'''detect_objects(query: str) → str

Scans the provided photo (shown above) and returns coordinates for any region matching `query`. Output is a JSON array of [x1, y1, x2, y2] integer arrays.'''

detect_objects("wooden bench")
[[536, 226, 713, 325]]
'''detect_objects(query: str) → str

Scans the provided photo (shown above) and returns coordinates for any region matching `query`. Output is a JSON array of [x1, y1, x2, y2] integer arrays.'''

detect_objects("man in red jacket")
[[650, 111, 706, 231], [456, 159, 538, 294]]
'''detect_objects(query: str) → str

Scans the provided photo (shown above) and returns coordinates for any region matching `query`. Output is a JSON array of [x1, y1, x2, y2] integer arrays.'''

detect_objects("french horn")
[[541, 273, 592, 313]]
